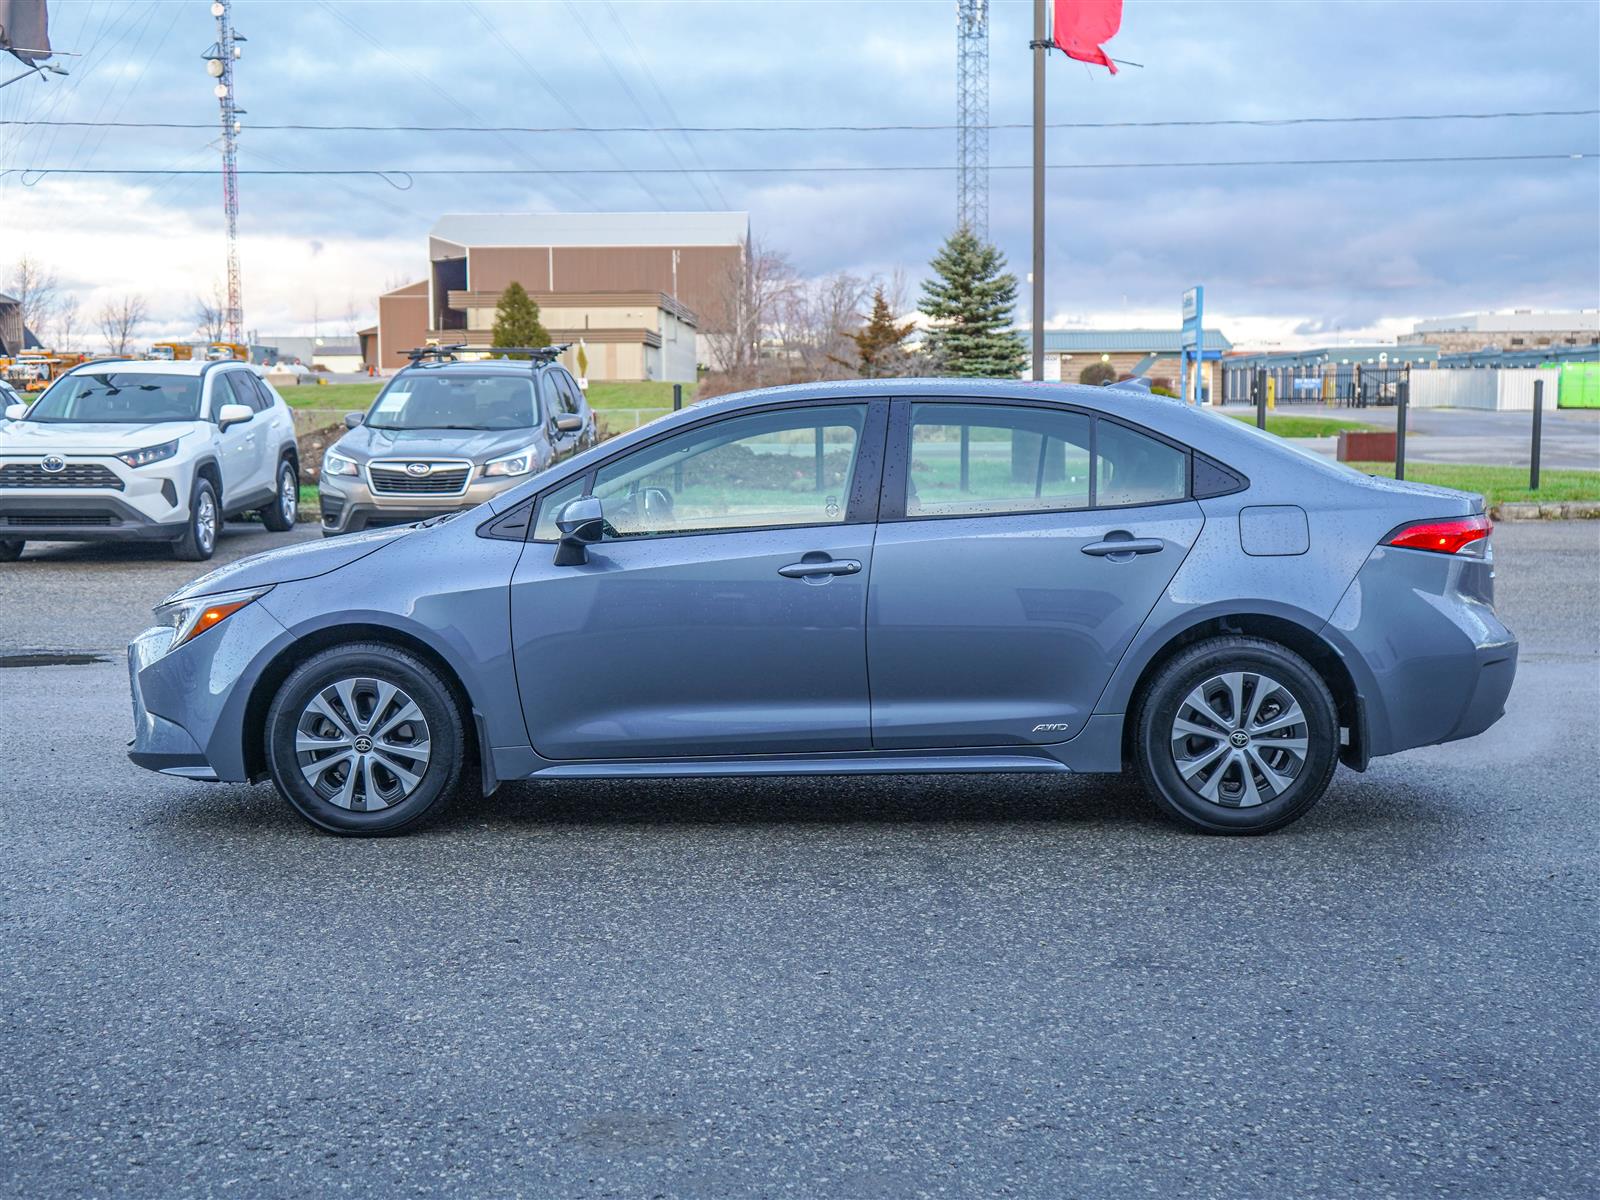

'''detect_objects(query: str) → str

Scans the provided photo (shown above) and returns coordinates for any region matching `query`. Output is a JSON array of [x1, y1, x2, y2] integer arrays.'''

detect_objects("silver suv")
[[318, 346, 597, 536]]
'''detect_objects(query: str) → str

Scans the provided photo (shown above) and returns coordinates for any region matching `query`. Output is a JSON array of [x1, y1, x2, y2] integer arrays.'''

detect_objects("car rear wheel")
[[172, 478, 219, 562], [259, 459, 298, 532], [0, 539, 23, 562], [1132, 636, 1338, 835], [265, 642, 466, 835]]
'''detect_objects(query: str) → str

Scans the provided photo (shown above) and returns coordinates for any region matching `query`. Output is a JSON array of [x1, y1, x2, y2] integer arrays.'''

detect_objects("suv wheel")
[[1132, 636, 1338, 835], [0, 539, 24, 562], [259, 458, 298, 533], [172, 478, 219, 562], [265, 643, 466, 835]]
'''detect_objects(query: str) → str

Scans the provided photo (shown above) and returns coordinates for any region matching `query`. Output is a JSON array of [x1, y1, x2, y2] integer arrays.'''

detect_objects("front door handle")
[[778, 558, 861, 579], [1081, 537, 1164, 558]]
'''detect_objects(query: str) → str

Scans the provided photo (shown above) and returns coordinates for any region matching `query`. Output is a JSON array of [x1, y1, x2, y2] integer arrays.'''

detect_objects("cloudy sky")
[[2, 0, 1597, 348]]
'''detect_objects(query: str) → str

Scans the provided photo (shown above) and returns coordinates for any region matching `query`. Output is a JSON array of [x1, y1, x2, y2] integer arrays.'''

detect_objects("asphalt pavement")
[[1, 522, 1596, 1198], [1217, 403, 1600, 471]]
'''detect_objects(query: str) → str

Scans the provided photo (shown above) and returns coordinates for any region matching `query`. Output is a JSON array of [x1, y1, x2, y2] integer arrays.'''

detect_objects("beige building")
[[373, 211, 747, 374], [1400, 310, 1600, 355]]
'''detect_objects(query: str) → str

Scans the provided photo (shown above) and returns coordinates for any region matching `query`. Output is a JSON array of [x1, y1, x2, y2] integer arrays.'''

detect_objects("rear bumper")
[[1325, 544, 1517, 758], [0, 492, 186, 542]]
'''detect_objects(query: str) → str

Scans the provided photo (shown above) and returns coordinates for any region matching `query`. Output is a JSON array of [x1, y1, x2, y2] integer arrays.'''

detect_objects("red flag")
[[1053, 0, 1122, 74]]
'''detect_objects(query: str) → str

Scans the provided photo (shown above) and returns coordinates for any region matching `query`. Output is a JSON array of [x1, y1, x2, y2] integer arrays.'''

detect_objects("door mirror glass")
[[553, 496, 606, 566], [553, 412, 584, 433], [344, 411, 365, 429], [216, 402, 254, 430]]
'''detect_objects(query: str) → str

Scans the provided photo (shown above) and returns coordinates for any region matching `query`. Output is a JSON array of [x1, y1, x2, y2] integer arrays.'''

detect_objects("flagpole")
[[1031, 0, 1046, 383]]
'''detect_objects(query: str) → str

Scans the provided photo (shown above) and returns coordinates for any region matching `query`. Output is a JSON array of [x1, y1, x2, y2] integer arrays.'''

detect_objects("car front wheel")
[[259, 459, 298, 532], [265, 642, 466, 835], [1132, 636, 1339, 835], [172, 478, 219, 562]]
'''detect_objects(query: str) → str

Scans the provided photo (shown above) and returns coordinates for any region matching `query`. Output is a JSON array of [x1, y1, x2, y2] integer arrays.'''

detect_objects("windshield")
[[366, 374, 538, 431], [26, 372, 202, 424]]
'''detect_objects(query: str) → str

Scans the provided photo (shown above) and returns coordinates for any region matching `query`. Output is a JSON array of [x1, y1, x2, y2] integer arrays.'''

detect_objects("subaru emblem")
[[405, 462, 431, 477], [41, 455, 65, 473]]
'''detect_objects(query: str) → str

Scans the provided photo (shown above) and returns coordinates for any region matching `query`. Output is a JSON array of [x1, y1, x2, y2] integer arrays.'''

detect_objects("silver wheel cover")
[[294, 677, 432, 811], [280, 468, 296, 523], [196, 490, 217, 553], [1170, 670, 1310, 808]]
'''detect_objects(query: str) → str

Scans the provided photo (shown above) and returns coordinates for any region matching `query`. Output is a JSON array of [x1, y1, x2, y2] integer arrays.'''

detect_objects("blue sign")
[[1179, 286, 1204, 404]]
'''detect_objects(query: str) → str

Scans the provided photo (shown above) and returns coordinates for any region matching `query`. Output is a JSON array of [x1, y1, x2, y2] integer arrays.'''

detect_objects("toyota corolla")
[[126, 379, 1516, 836]]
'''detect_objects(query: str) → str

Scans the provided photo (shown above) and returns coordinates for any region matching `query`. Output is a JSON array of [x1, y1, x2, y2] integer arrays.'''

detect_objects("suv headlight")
[[154, 585, 273, 651], [323, 451, 360, 477], [117, 439, 179, 468], [483, 445, 540, 478]]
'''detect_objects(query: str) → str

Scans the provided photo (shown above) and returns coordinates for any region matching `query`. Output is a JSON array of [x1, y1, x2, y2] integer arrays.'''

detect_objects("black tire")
[[265, 642, 466, 836], [172, 477, 219, 562], [1132, 636, 1338, 835], [259, 457, 298, 532], [0, 539, 24, 562]]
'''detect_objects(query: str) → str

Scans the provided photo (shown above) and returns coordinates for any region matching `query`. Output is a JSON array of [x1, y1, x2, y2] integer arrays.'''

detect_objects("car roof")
[[61, 359, 245, 376]]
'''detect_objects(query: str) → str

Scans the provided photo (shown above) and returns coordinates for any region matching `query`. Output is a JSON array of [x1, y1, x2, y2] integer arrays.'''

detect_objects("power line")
[[6, 151, 1594, 185], [3, 108, 1596, 135]]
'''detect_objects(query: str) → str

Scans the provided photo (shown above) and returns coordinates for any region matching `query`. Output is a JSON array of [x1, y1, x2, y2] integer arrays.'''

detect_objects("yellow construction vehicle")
[[150, 342, 195, 361], [205, 342, 249, 362]]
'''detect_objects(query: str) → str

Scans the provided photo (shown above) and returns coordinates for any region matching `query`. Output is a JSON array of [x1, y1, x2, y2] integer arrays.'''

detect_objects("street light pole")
[[1031, 0, 1046, 382]]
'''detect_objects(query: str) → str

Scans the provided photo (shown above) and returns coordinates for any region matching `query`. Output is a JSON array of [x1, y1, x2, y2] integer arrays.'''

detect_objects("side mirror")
[[553, 496, 605, 566], [4, 403, 26, 420], [344, 411, 365, 429], [217, 402, 254, 430], [552, 413, 583, 433]]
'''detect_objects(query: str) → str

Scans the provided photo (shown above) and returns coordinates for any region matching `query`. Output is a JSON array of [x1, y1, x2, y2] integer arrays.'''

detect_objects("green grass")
[[1227, 413, 1384, 437], [279, 381, 383, 410], [278, 378, 691, 414], [1348, 462, 1600, 506]]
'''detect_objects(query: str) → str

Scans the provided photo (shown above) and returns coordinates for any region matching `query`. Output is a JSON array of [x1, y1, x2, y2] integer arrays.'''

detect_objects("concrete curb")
[[1494, 501, 1600, 521]]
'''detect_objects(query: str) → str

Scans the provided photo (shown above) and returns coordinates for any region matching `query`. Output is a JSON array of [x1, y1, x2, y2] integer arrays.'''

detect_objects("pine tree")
[[490, 282, 550, 358], [851, 287, 917, 377], [918, 227, 1027, 378]]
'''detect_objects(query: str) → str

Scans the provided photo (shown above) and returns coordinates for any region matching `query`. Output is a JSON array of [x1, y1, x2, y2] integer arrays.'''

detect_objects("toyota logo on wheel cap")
[[405, 462, 431, 477], [41, 455, 65, 473]]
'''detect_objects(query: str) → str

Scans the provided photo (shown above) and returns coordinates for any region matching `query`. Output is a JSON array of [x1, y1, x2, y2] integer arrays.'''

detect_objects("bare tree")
[[194, 284, 227, 343], [7, 255, 59, 344], [53, 295, 81, 353], [703, 236, 800, 374], [98, 295, 149, 356], [774, 270, 871, 377]]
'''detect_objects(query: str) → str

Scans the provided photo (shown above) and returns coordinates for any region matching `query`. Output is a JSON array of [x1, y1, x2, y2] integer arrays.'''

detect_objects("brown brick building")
[[374, 212, 748, 373]]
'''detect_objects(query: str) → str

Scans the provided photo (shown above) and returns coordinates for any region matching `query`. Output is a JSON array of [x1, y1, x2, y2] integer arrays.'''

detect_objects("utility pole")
[[1030, 0, 1047, 382], [203, 1, 245, 345], [955, 0, 989, 239]]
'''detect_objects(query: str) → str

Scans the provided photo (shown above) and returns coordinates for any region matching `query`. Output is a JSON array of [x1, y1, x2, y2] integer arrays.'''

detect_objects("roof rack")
[[481, 344, 572, 364], [403, 343, 469, 364]]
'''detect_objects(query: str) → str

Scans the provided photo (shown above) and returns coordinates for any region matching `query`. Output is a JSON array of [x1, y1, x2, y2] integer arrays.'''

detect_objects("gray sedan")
[[126, 378, 1516, 836]]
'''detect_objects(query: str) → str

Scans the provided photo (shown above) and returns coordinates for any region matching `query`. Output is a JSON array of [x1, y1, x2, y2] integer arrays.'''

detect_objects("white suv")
[[0, 359, 300, 562]]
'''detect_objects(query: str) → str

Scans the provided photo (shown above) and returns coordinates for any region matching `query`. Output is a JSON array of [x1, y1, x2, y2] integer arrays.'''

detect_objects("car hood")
[[338, 424, 537, 462], [162, 524, 413, 604], [0, 420, 198, 454]]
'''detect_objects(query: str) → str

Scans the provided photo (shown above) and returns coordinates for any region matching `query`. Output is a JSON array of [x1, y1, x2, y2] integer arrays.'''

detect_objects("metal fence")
[[1220, 364, 1410, 408]]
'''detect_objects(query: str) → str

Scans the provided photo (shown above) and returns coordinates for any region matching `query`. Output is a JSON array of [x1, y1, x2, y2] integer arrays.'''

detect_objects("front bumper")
[[126, 599, 295, 782], [0, 491, 188, 542], [318, 472, 521, 535]]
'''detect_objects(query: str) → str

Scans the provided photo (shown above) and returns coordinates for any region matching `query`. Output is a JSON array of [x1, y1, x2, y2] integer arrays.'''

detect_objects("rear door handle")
[[778, 558, 861, 578], [1081, 538, 1164, 558]]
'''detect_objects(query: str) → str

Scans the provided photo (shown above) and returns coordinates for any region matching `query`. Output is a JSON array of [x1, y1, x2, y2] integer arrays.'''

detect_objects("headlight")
[[117, 439, 179, 468], [323, 451, 360, 477], [483, 445, 540, 478], [154, 585, 272, 651]]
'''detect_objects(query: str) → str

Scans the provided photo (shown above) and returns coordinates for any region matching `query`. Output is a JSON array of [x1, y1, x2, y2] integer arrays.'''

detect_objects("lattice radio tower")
[[956, 0, 989, 239], [202, 1, 245, 344]]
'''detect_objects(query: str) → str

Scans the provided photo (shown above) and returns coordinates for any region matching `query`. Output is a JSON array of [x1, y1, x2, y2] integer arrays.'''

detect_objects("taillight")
[[1384, 515, 1491, 557]]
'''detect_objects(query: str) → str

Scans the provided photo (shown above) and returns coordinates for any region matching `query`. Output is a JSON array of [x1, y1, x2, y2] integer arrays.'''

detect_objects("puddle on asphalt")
[[0, 653, 109, 668]]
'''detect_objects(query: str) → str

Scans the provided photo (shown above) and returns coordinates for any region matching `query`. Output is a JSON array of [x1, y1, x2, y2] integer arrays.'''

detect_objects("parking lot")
[[2, 521, 1596, 1197]]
